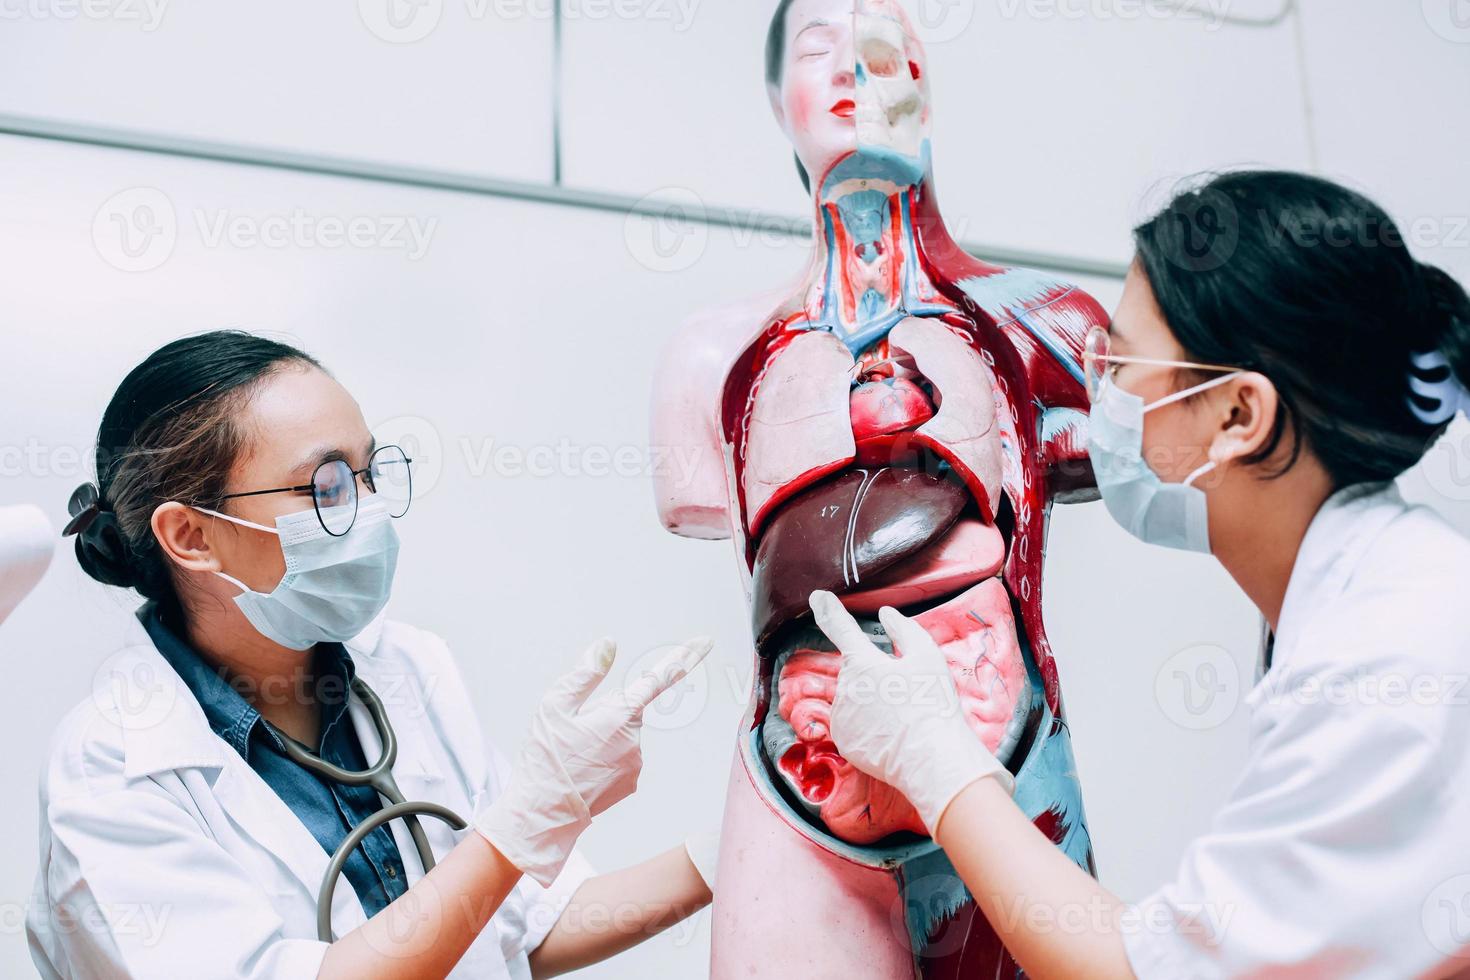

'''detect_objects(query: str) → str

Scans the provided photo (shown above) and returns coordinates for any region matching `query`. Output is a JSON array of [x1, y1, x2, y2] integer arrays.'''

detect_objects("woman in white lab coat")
[[809, 170, 1470, 978], [29, 330, 718, 979]]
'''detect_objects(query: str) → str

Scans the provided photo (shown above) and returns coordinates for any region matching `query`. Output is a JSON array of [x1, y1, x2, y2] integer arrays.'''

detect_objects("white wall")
[[0, 3, 1467, 977]]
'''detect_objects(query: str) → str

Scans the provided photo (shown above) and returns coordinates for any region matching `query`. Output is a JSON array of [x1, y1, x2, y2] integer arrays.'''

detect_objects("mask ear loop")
[[194, 506, 281, 536], [192, 506, 281, 597], [1182, 459, 1218, 488], [1142, 371, 1244, 414], [1142, 372, 1246, 489]]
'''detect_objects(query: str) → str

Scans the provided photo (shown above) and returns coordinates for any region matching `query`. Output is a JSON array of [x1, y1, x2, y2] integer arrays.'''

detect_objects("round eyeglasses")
[[1082, 325, 1242, 403], [214, 445, 414, 536]]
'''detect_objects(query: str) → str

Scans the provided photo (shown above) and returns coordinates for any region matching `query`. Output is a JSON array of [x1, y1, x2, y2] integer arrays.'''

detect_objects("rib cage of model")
[[650, 2, 1108, 976]]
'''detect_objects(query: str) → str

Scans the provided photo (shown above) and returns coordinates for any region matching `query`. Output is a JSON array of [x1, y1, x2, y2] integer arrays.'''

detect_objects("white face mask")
[[196, 495, 400, 650], [1087, 372, 1241, 554]]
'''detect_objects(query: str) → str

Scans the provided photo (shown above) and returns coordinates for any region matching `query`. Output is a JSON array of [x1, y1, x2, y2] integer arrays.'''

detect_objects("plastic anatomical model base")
[[651, 2, 1109, 976]]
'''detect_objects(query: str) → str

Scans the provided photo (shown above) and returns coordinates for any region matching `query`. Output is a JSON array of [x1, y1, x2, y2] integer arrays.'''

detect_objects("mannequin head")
[[766, 0, 933, 194]]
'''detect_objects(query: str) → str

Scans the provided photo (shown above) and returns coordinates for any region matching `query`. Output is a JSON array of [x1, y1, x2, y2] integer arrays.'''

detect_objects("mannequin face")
[[771, 0, 932, 188]]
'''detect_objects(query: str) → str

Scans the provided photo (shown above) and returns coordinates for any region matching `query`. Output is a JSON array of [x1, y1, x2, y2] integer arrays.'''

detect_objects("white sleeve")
[[33, 782, 327, 980], [1123, 611, 1470, 979]]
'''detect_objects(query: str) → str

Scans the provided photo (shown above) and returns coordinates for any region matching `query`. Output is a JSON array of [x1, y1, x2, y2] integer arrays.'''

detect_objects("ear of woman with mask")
[[30, 331, 719, 980], [808, 171, 1470, 979]]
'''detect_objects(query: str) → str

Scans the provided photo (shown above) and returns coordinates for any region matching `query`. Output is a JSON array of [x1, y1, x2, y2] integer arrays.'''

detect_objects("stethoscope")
[[264, 676, 468, 941]]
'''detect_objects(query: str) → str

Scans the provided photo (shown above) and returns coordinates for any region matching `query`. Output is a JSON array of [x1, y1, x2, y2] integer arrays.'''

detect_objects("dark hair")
[[1133, 170, 1470, 488], [71, 330, 322, 607], [765, 0, 812, 193]]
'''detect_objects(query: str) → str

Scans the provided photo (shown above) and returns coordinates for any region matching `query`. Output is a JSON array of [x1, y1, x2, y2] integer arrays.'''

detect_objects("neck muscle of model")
[[803, 148, 954, 354]]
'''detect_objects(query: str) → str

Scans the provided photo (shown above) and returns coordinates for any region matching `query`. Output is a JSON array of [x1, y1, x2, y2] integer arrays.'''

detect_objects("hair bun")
[[70, 501, 139, 590]]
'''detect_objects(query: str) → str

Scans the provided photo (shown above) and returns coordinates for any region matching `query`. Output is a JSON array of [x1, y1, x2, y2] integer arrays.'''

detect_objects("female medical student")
[[810, 171, 1470, 978], [29, 331, 718, 979]]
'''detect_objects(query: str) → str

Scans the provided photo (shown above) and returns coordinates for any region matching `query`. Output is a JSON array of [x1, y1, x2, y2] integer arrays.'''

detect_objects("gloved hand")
[[477, 636, 714, 886], [809, 591, 1013, 837]]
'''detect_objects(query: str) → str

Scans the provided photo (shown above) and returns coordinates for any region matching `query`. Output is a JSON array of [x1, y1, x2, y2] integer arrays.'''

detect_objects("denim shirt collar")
[[138, 602, 357, 757]]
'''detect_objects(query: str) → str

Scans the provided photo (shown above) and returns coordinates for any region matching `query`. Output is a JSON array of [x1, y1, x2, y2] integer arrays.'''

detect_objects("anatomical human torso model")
[[651, 2, 1108, 975]]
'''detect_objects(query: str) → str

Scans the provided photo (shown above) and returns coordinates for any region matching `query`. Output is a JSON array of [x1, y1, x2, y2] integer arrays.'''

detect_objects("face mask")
[[1087, 372, 1241, 554], [196, 495, 400, 650]]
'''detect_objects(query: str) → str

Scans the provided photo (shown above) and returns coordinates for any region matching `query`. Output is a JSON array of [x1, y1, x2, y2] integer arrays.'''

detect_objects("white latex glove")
[[809, 590, 1013, 837], [477, 636, 714, 886], [684, 829, 720, 892]]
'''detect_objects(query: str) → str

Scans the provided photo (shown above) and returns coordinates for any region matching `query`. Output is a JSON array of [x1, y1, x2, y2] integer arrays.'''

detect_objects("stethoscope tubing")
[[265, 676, 469, 941]]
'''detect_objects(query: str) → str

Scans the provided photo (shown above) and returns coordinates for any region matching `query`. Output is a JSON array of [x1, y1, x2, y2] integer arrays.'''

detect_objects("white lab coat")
[[1124, 482, 1470, 978], [27, 613, 594, 980]]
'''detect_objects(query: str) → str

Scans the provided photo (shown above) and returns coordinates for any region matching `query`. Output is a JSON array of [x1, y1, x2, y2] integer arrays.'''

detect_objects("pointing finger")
[[624, 636, 714, 712], [877, 606, 942, 664], [810, 591, 880, 662], [546, 638, 617, 712]]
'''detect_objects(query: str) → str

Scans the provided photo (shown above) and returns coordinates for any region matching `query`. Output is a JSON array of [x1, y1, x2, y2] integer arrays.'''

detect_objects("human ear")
[[1208, 372, 1279, 468], [151, 501, 222, 574]]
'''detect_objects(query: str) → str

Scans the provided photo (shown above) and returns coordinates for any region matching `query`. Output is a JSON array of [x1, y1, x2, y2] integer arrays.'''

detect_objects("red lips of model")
[[830, 99, 855, 118]]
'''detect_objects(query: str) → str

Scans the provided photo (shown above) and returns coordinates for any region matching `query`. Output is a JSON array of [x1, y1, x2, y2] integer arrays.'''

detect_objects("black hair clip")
[[62, 483, 104, 538]]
